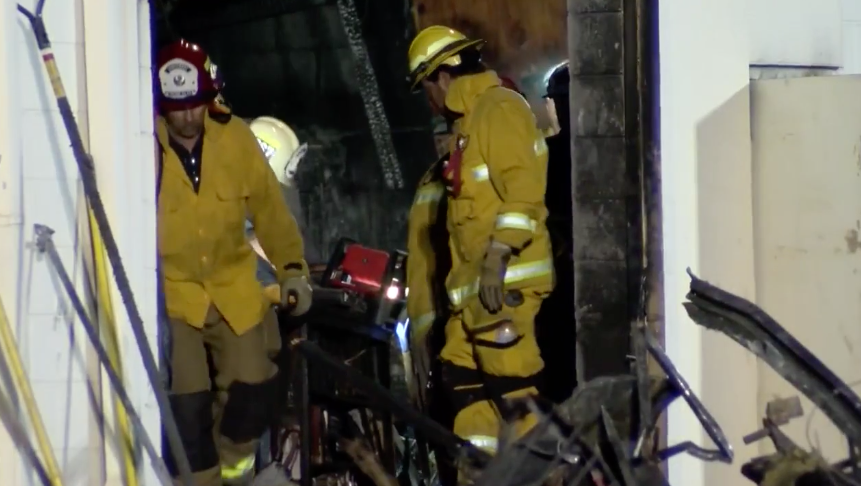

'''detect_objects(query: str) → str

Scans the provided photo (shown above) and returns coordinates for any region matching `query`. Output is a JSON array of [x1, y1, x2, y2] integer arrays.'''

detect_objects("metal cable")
[[335, 0, 404, 190]]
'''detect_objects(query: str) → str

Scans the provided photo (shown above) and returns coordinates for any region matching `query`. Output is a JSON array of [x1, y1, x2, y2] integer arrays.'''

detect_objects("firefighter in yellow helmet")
[[406, 26, 554, 454], [248, 116, 316, 304]]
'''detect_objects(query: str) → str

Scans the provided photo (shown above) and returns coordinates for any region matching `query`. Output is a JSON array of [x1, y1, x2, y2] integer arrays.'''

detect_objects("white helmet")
[[249, 116, 308, 185]]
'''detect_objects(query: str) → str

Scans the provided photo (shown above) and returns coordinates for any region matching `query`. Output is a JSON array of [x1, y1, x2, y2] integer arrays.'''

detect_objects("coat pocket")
[[157, 196, 184, 257], [214, 175, 250, 226], [451, 198, 475, 225]]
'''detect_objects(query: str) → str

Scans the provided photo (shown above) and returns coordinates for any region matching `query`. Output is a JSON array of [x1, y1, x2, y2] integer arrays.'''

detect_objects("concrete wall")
[[748, 0, 842, 67], [659, 1, 759, 486], [842, 0, 861, 73], [747, 0, 861, 74], [663, 0, 861, 484], [750, 75, 861, 461], [0, 0, 159, 484]]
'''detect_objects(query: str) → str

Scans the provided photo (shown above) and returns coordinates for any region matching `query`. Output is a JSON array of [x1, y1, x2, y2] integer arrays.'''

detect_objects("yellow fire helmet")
[[407, 25, 485, 91], [249, 116, 308, 185]]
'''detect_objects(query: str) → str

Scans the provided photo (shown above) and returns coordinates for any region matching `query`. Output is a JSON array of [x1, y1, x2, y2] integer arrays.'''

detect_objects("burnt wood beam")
[[170, 0, 336, 33]]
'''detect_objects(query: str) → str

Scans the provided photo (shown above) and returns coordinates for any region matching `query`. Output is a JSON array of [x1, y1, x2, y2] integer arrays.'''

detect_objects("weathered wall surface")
[[750, 75, 861, 461], [748, 0, 841, 67]]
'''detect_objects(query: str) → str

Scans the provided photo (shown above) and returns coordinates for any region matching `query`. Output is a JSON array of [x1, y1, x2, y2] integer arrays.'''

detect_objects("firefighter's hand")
[[479, 241, 511, 313], [281, 276, 313, 316], [263, 284, 281, 305]]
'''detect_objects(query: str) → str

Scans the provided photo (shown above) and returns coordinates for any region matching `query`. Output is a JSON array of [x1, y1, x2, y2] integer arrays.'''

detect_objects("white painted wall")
[[747, 0, 861, 74], [749, 0, 842, 67], [660, 1, 760, 486], [0, 0, 159, 484], [841, 0, 861, 73], [664, 0, 861, 484], [747, 0, 861, 73]]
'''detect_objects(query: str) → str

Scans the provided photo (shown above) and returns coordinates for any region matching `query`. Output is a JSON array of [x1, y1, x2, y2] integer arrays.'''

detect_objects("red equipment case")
[[321, 238, 392, 297]]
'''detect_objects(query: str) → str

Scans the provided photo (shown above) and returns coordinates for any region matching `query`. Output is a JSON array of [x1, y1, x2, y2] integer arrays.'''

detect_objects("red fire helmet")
[[156, 39, 218, 112]]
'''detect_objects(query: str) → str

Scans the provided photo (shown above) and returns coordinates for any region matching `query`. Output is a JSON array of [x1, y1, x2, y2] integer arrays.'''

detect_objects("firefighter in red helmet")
[[155, 39, 312, 486]]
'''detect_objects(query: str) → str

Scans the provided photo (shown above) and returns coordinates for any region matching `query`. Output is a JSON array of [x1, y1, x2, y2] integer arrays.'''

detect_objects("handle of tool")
[[88, 207, 138, 486], [0, 297, 64, 486], [0, 389, 52, 486], [41, 234, 174, 486]]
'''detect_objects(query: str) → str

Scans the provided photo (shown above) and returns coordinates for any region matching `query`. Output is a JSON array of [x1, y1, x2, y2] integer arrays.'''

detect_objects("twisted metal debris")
[[471, 271, 861, 486], [287, 271, 861, 486]]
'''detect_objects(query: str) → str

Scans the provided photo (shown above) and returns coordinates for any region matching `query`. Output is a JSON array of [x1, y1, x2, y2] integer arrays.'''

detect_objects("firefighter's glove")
[[281, 276, 313, 316], [479, 241, 512, 313]]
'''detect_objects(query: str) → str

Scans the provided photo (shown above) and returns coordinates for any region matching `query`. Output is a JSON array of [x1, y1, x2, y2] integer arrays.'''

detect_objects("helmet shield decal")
[[256, 136, 277, 161], [159, 58, 200, 100]]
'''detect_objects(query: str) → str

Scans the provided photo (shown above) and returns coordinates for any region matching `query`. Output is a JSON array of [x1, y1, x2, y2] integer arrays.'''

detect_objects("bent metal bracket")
[[474, 272, 861, 486]]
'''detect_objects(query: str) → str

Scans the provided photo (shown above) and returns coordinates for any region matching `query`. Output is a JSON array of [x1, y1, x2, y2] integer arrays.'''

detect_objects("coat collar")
[[444, 71, 502, 116], [155, 111, 227, 146], [156, 112, 231, 194]]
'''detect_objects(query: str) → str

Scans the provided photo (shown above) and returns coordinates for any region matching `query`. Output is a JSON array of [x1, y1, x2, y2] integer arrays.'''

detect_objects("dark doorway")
[[154, 0, 438, 263]]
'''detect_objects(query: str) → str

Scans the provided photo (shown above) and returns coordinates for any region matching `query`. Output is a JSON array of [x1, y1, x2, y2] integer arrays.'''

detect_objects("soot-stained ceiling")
[[412, 0, 567, 99], [153, 0, 437, 263]]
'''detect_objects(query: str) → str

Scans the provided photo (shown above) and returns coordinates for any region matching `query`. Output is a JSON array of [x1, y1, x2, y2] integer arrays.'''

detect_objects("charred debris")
[[300, 271, 861, 486]]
